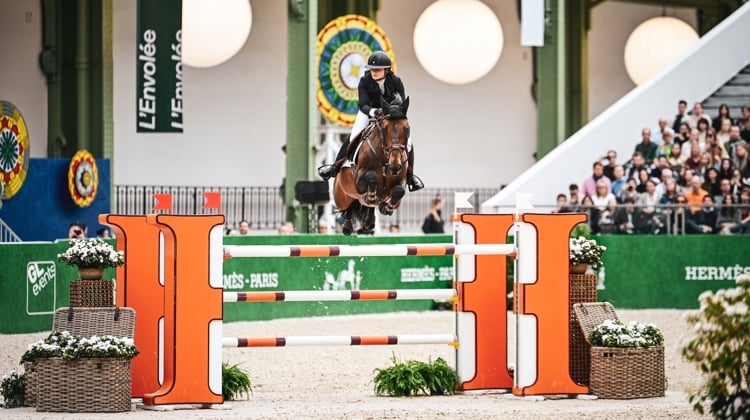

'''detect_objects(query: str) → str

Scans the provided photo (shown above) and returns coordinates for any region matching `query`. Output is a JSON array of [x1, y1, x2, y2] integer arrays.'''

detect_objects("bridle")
[[368, 115, 408, 170]]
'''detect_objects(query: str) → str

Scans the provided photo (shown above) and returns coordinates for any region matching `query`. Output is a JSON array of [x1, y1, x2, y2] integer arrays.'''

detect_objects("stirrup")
[[408, 174, 424, 192]]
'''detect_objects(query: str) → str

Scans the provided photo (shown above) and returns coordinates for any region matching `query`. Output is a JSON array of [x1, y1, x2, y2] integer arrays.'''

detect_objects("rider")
[[317, 51, 424, 192]]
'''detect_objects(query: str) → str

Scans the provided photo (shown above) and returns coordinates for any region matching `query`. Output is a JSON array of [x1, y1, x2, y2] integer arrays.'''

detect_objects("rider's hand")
[[369, 108, 382, 118]]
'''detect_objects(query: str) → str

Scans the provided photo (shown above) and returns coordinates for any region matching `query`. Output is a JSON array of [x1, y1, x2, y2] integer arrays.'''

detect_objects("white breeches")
[[349, 111, 412, 152]]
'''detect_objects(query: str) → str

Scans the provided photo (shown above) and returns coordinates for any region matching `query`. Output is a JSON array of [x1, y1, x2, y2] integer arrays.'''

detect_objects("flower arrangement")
[[1, 371, 25, 408], [589, 319, 664, 348], [57, 238, 125, 269], [682, 274, 750, 418], [21, 331, 138, 363], [569, 236, 606, 270]]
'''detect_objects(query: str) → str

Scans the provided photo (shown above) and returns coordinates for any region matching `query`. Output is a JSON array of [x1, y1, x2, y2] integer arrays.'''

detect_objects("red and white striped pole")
[[223, 243, 515, 258], [223, 289, 457, 303], [222, 334, 458, 348]]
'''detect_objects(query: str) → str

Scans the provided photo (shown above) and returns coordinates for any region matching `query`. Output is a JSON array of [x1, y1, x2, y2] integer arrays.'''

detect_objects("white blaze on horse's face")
[[383, 118, 409, 177]]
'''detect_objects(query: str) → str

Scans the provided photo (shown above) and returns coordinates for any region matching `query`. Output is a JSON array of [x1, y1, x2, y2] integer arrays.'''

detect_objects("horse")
[[333, 96, 411, 235]]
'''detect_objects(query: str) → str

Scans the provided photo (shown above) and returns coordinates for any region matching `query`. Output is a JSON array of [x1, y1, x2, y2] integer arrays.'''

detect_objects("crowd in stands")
[[554, 101, 750, 235]]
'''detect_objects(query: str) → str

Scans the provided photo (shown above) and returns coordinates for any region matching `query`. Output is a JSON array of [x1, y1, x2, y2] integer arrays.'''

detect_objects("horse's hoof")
[[342, 226, 353, 236]]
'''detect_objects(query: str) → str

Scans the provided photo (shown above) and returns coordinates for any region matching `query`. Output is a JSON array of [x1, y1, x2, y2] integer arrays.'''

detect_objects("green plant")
[[21, 331, 138, 363], [588, 319, 664, 348], [1, 371, 25, 408], [372, 354, 458, 397], [682, 274, 750, 419], [569, 236, 607, 270], [57, 238, 125, 269], [222, 361, 252, 400], [570, 223, 592, 239]]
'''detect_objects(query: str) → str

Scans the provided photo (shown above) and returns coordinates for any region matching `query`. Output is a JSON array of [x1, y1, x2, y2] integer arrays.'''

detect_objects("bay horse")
[[333, 96, 410, 235]]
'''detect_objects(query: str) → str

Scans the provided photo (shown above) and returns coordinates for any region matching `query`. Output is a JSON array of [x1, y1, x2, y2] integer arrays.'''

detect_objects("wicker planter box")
[[35, 357, 132, 412], [23, 362, 37, 407], [69, 280, 114, 307], [589, 346, 666, 399], [569, 274, 597, 385], [574, 302, 666, 399]]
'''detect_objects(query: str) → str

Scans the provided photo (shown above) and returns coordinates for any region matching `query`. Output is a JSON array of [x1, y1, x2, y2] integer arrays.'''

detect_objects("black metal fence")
[[114, 185, 501, 233]]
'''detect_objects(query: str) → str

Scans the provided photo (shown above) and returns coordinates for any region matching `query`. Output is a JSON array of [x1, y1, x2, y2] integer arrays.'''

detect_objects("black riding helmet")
[[364, 51, 391, 69]]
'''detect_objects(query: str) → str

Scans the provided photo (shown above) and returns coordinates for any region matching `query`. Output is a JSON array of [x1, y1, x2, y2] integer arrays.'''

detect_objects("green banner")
[[222, 234, 454, 322], [136, 0, 182, 132], [596, 235, 750, 309]]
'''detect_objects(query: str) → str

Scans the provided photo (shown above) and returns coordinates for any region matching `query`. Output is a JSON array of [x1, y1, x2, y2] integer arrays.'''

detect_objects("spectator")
[[696, 117, 711, 145], [659, 177, 681, 206], [653, 117, 669, 145], [679, 168, 696, 190], [666, 142, 685, 171], [693, 152, 712, 180], [714, 178, 736, 204], [655, 167, 677, 197], [388, 224, 400, 233], [740, 105, 750, 142], [635, 168, 650, 193], [619, 178, 639, 203], [732, 141, 748, 173], [675, 121, 691, 147], [686, 195, 718, 234], [686, 102, 711, 129], [636, 179, 664, 232], [278, 221, 295, 234], [579, 195, 601, 234], [715, 118, 732, 156], [591, 179, 617, 224], [712, 103, 734, 132], [723, 126, 748, 161], [734, 187, 750, 233], [718, 158, 734, 181], [708, 144, 724, 170], [634, 127, 658, 164], [649, 155, 670, 181], [683, 142, 703, 171], [238, 220, 251, 235], [685, 175, 709, 212], [568, 184, 580, 211], [600, 150, 618, 181], [611, 165, 628, 199], [67, 221, 87, 239], [670, 99, 688, 133], [552, 193, 570, 213], [582, 161, 611, 197], [613, 197, 644, 234], [730, 168, 744, 198], [702, 167, 722, 197], [656, 128, 674, 158], [669, 195, 689, 234], [95, 228, 111, 239], [624, 152, 648, 181], [422, 196, 445, 234], [716, 194, 741, 234]]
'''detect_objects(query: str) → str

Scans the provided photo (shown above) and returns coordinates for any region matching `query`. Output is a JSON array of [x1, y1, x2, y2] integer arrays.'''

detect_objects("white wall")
[[1, 0, 686, 190], [0, 0, 46, 157]]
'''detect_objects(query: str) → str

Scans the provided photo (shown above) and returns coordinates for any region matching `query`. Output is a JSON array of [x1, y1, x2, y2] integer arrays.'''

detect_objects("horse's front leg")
[[357, 171, 379, 206], [378, 184, 405, 216]]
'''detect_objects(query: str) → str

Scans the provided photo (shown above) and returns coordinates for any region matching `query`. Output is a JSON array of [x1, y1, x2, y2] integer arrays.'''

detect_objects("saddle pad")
[[342, 140, 366, 168]]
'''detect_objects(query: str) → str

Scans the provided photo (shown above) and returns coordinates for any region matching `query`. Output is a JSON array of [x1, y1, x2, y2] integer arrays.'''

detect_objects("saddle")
[[346, 120, 378, 161]]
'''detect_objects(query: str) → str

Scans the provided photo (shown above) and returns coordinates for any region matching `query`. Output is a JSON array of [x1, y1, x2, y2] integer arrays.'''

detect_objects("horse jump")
[[223, 243, 514, 258], [223, 288, 457, 302]]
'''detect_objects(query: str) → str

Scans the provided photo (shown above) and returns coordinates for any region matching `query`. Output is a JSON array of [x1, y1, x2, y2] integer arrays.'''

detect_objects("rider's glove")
[[369, 108, 382, 118]]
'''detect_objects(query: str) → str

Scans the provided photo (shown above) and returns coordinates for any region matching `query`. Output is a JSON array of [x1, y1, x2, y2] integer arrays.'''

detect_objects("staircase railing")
[[0, 218, 22, 243]]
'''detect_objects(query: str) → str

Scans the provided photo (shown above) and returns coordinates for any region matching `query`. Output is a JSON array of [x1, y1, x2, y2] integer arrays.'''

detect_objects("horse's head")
[[379, 96, 410, 176]]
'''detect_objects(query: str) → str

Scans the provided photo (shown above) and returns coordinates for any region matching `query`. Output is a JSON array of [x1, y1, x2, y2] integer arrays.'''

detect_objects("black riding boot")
[[318, 141, 349, 181], [407, 148, 424, 192]]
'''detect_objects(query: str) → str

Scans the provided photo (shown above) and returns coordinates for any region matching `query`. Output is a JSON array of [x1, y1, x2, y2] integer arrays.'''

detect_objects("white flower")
[[57, 238, 125, 269]]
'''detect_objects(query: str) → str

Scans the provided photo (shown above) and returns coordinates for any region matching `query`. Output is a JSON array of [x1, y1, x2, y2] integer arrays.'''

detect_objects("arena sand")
[[0, 309, 709, 419]]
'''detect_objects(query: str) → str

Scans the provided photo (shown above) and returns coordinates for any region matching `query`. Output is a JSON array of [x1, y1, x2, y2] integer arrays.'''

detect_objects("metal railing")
[[0, 218, 22, 242], [114, 185, 501, 233]]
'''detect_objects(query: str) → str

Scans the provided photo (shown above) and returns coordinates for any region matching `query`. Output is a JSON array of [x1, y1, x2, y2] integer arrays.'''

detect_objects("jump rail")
[[223, 289, 458, 303], [222, 334, 458, 347], [223, 243, 515, 258]]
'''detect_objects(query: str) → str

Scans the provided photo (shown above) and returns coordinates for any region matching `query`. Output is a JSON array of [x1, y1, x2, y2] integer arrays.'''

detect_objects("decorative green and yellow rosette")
[[316, 15, 396, 127]]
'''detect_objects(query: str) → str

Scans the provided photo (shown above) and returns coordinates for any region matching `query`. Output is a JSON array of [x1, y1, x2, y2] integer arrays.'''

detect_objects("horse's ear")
[[402, 96, 409, 115]]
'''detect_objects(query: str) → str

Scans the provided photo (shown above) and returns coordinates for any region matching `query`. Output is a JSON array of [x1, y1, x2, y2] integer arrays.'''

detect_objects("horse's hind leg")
[[360, 207, 376, 233], [378, 185, 406, 215], [342, 209, 354, 235]]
